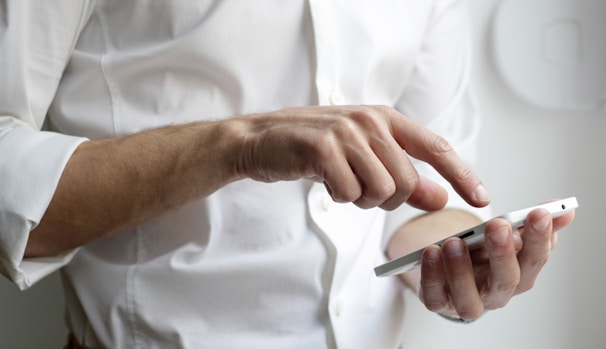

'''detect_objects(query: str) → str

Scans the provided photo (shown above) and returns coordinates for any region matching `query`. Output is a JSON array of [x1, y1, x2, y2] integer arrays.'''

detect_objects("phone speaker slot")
[[458, 230, 475, 240]]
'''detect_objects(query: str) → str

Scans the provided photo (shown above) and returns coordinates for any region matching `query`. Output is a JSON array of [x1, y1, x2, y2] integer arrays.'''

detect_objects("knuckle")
[[374, 104, 392, 114], [484, 279, 520, 310], [379, 193, 407, 211], [493, 280, 519, 296], [356, 181, 396, 209], [327, 173, 361, 201], [425, 300, 449, 313], [354, 197, 373, 209], [491, 251, 514, 265], [331, 186, 364, 203], [457, 305, 485, 321], [516, 280, 535, 294], [527, 255, 550, 271], [449, 273, 471, 288], [420, 276, 444, 291], [333, 115, 360, 139], [375, 104, 398, 121], [397, 169, 420, 195], [485, 298, 510, 310], [358, 104, 385, 116], [427, 133, 453, 155], [370, 180, 397, 202], [334, 187, 361, 203], [419, 285, 450, 313], [350, 106, 390, 130], [313, 134, 340, 162], [453, 166, 476, 185]]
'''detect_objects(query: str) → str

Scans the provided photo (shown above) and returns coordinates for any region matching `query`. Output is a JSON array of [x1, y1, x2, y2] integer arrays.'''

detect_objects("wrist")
[[215, 117, 256, 183]]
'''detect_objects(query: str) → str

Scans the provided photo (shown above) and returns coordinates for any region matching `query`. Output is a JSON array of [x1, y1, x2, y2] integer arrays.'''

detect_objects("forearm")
[[387, 209, 482, 290], [26, 104, 490, 258], [26, 120, 243, 257]]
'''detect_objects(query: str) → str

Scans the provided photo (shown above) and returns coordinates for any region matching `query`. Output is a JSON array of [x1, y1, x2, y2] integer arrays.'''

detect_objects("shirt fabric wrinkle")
[[0, 1, 490, 348]]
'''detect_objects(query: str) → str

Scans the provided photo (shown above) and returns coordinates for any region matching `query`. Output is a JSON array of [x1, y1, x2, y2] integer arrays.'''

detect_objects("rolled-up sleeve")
[[0, 1, 94, 289], [384, 0, 492, 249]]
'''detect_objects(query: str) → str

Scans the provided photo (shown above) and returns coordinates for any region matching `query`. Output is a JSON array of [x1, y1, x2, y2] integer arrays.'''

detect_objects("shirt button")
[[320, 194, 332, 211], [330, 90, 345, 105], [335, 299, 344, 317]]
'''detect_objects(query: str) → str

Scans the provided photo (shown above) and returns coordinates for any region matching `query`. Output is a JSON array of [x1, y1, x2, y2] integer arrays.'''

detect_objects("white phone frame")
[[374, 197, 578, 277]]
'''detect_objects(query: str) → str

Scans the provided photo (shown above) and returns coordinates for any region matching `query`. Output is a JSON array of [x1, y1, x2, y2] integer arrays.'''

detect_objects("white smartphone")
[[374, 197, 578, 277]]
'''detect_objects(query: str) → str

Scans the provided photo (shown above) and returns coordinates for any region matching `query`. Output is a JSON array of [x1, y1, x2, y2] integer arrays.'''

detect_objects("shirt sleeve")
[[383, 0, 492, 249], [0, 1, 95, 290]]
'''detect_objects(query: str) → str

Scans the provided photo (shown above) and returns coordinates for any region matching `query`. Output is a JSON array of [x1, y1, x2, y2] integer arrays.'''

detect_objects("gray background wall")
[[401, 1, 605, 348]]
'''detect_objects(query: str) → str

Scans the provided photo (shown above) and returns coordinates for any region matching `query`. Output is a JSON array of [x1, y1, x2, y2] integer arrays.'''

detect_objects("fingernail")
[[425, 246, 441, 262], [532, 214, 551, 231], [473, 184, 491, 204], [443, 239, 464, 257], [489, 226, 509, 245]]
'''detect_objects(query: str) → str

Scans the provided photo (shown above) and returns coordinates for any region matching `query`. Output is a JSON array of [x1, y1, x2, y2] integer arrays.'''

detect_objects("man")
[[0, 1, 574, 348]]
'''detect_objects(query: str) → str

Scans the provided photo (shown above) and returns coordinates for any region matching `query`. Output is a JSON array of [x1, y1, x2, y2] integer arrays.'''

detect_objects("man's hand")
[[395, 207, 575, 321], [232, 105, 490, 212], [29, 104, 489, 257]]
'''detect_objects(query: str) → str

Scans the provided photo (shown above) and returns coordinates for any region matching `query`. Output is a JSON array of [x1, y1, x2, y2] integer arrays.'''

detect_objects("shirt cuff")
[[3, 250, 79, 290], [0, 123, 88, 289]]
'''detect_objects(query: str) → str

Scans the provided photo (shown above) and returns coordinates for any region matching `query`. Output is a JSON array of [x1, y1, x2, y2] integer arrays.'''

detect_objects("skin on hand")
[[233, 105, 490, 212], [28, 105, 489, 259], [391, 207, 575, 321]]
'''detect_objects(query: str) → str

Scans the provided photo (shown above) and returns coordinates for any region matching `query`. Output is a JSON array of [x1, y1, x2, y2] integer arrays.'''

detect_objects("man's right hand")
[[232, 105, 491, 212], [27, 105, 490, 257]]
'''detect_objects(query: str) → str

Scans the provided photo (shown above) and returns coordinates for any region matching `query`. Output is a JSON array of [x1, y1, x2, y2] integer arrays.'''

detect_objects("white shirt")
[[0, 1, 489, 348]]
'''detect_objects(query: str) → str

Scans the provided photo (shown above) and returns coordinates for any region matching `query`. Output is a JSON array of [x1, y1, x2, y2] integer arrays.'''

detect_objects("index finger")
[[388, 109, 490, 208]]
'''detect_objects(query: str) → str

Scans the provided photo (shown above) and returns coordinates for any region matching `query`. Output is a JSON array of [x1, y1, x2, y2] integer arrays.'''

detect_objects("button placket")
[[329, 89, 345, 105], [309, 0, 341, 106]]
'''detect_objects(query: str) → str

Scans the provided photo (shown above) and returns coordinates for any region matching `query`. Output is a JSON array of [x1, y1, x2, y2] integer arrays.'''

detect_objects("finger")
[[387, 109, 490, 208], [401, 176, 448, 212], [323, 109, 405, 208], [482, 219, 520, 309], [357, 113, 429, 211], [347, 138, 408, 209], [343, 107, 447, 211], [534, 199, 575, 232], [368, 137, 420, 210], [552, 211, 575, 232], [469, 225, 523, 265], [367, 128, 448, 211], [322, 151, 363, 204], [516, 208, 553, 294], [535, 199, 574, 251], [441, 238, 484, 320], [469, 246, 489, 265], [350, 147, 397, 209], [418, 246, 450, 313]]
